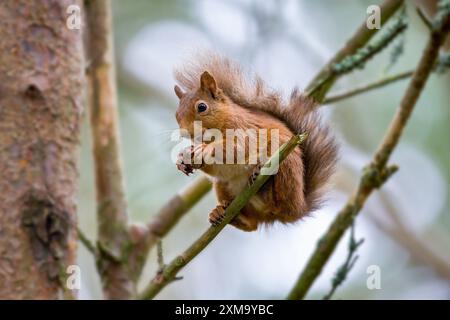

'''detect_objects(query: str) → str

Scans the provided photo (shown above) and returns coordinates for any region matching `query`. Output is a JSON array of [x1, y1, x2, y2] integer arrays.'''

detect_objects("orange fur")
[[174, 53, 338, 231]]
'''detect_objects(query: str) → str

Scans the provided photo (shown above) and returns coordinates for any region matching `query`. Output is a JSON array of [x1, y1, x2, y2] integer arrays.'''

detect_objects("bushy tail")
[[282, 91, 339, 212]]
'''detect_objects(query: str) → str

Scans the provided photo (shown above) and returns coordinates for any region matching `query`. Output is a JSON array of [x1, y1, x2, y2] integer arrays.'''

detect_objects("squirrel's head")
[[174, 71, 231, 137]]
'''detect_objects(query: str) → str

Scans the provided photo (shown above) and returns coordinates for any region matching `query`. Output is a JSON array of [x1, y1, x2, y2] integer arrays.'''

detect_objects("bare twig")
[[323, 53, 450, 104], [417, 7, 433, 30], [85, 0, 132, 299], [77, 227, 97, 257], [322, 222, 364, 300], [323, 70, 413, 104], [287, 8, 450, 300], [138, 134, 308, 299]]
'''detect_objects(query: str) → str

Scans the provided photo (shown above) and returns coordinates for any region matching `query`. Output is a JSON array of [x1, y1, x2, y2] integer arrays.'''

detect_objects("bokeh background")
[[77, 0, 450, 299]]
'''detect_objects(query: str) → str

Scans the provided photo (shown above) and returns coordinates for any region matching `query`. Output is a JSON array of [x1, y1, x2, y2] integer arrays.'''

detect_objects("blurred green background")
[[77, 0, 450, 299]]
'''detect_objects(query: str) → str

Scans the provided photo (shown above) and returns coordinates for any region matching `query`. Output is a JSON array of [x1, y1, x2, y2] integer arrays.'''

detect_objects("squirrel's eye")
[[197, 102, 208, 113]]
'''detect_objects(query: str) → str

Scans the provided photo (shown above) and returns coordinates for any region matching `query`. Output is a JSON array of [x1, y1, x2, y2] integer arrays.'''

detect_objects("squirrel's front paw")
[[176, 144, 204, 176], [209, 204, 228, 226]]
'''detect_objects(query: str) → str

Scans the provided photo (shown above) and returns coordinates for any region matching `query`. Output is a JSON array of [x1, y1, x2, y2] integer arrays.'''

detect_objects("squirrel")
[[173, 53, 338, 232]]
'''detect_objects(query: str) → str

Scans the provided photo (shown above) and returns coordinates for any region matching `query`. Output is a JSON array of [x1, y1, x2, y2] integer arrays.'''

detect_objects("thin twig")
[[324, 53, 450, 104], [323, 70, 413, 104], [417, 7, 433, 30], [287, 8, 450, 300], [138, 134, 308, 299], [77, 227, 97, 257], [322, 222, 364, 300]]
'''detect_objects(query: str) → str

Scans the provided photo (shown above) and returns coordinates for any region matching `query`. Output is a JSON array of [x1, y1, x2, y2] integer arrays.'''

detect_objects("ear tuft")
[[200, 71, 218, 99], [174, 85, 184, 99]]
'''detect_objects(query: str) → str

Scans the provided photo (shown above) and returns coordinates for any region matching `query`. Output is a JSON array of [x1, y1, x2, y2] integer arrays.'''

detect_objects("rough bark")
[[0, 0, 84, 299]]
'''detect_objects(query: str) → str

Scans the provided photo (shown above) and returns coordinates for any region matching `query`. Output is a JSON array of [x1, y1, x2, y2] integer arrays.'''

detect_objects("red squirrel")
[[174, 53, 338, 231]]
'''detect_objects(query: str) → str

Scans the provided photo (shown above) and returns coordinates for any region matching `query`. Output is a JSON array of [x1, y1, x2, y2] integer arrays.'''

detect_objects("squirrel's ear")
[[174, 85, 184, 99], [200, 71, 218, 99]]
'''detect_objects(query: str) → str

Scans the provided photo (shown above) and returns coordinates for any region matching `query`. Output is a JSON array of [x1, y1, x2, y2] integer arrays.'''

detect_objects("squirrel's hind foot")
[[209, 203, 228, 226], [209, 203, 258, 232]]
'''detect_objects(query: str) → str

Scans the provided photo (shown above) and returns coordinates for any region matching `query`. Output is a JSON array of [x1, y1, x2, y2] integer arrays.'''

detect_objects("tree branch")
[[77, 227, 98, 257], [305, 0, 405, 102], [323, 53, 450, 104], [330, 10, 407, 76], [287, 7, 450, 300], [85, 0, 132, 299], [128, 176, 212, 277], [417, 7, 433, 30], [138, 134, 308, 299], [322, 222, 364, 300], [323, 70, 413, 104]]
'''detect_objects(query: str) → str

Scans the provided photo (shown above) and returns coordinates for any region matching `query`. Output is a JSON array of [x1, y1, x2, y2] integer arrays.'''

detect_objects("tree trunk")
[[0, 0, 84, 299]]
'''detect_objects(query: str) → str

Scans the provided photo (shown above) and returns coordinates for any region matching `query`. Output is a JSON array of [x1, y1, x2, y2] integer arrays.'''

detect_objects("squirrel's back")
[[175, 52, 338, 213]]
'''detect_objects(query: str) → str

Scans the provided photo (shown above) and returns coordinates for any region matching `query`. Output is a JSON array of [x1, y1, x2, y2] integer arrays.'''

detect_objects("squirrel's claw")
[[209, 204, 227, 226], [176, 145, 203, 176], [247, 164, 262, 186], [176, 161, 194, 176], [176, 153, 194, 176]]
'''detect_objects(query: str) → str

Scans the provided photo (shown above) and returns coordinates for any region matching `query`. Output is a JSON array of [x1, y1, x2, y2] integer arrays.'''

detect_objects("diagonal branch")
[[77, 227, 98, 257], [323, 70, 413, 104], [322, 222, 364, 300], [287, 8, 450, 300], [138, 134, 308, 300], [305, 0, 405, 101], [323, 53, 450, 104], [330, 9, 407, 76]]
